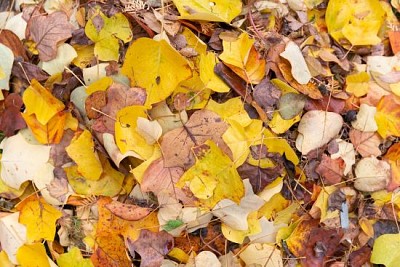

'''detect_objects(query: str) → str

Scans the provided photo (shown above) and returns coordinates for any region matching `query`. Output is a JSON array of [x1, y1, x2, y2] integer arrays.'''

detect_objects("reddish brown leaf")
[[348, 245, 371, 266], [0, 93, 26, 136], [85, 91, 107, 119], [0, 30, 28, 61], [127, 230, 174, 267], [27, 11, 73, 61], [305, 95, 345, 113], [105, 200, 153, 221], [12, 60, 50, 82], [315, 154, 345, 185]]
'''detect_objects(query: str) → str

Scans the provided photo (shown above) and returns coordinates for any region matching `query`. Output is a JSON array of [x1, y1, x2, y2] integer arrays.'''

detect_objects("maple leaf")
[[27, 11, 73, 61]]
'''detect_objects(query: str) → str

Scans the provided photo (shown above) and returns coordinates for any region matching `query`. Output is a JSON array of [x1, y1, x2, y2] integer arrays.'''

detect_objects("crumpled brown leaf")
[[127, 229, 174, 267], [27, 11, 73, 61], [315, 154, 345, 185], [0, 93, 26, 136], [160, 109, 229, 168]]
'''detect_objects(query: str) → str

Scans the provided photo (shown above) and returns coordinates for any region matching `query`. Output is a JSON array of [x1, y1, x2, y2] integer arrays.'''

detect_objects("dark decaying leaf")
[[0, 93, 26, 136], [127, 230, 174, 267], [0, 30, 28, 61]]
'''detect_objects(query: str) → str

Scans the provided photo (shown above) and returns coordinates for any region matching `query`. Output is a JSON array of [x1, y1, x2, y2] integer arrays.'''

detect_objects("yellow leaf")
[[325, 0, 385, 46], [131, 148, 161, 183], [22, 79, 65, 125], [85, 10, 132, 61], [86, 77, 113, 95], [262, 128, 299, 165], [345, 72, 370, 97], [206, 98, 252, 127], [221, 211, 261, 244], [121, 38, 192, 106], [0, 250, 14, 267], [222, 119, 263, 167], [258, 193, 289, 220], [57, 247, 93, 267], [65, 130, 103, 180], [16, 243, 50, 267], [174, 74, 211, 110], [177, 140, 244, 209], [181, 28, 207, 56], [65, 156, 124, 196], [115, 105, 154, 159], [269, 112, 301, 134], [199, 52, 230, 93], [22, 111, 67, 144], [172, 0, 242, 23], [219, 33, 265, 84], [311, 186, 337, 222], [72, 44, 95, 68], [371, 234, 400, 266], [18, 196, 62, 242], [375, 94, 400, 138]]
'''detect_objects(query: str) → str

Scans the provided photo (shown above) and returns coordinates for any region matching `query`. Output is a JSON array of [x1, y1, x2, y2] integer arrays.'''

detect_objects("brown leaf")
[[105, 200, 152, 221], [160, 109, 229, 168], [348, 245, 371, 266], [349, 129, 382, 157], [92, 83, 146, 134], [27, 11, 73, 61], [127, 229, 174, 267], [237, 162, 282, 194], [305, 95, 345, 113], [0, 93, 26, 136], [315, 154, 345, 185], [253, 79, 281, 118], [85, 91, 107, 119], [0, 30, 28, 61], [47, 167, 69, 203], [141, 158, 194, 204], [12, 60, 50, 82]]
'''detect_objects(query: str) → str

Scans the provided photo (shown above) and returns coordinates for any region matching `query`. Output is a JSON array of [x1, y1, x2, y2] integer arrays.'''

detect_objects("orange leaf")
[[375, 94, 400, 138], [384, 143, 400, 191]]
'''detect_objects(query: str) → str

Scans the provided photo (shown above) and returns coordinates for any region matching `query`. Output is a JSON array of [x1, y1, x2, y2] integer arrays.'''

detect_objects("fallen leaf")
[[0, 131, 51, 189], [0, 93, 26, 136], [105, 200, 152, 221], [172, 0, 242, 23], [296, 110, 343, 155], [136, 117, 162, 145], [278, 92, 306, 119], [326, 0, 385, 46], [39, 44, 77, 75], [127, 230, 173, 267], [315, 154, 345, 185], [121, 38, 192, 106], [22, 79, 65, 125], [384, 143, 400, 190], [17, 195, 62, 242], [371, 233, 400, 267], [27, 11, 73, 61], [161, 109, 228, 168], [239, 243, 283, 267], [16, 243, 51, 267], [375, 94, 400, 138], [65, 130, 103, 181], [219, 33, 265, 84], [206, 97, 252, 126], [0, 29, 28, 60], [352, 104, 378, 132], [345, 72, 370, 97], [330, 139, 356, 175], [349, 129, 382, 157], [194, 251, 221, 267], [280, 41, 312, 85], [354, 156, 391, 192], [85, 10, 132, 61], [199, 52, 230, 92], [57, 247, 93, 267], [0, 43, 14, 91], [177, 140, 244, 209], [0, 212, 27, 264]]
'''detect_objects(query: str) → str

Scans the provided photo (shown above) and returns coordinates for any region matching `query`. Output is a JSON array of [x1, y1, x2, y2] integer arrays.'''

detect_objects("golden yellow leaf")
[[258, 193, 289, 220], [22, 79, 65, 125], [181, 28, 207, 56], [0, 250, 14, 267], [199, 52, 230, 93], [121, 38, 192, 106], [176, 140, 244, 209], [325, 0, 385, 46], [17, 196, 62, 242], [86, 77, 113, 95], [174, 74, 211, 110], [172, 0, 242, 23], [72, 44, 95, 68], [65, 156, 124, 196], [22, 111, 67, 144], [17, 243, 50, 267], [345, 72, 370, 97], [262, 128, 299, 165], [219, 33, 265, 84], [206, 97, 252, 127], [57, 247, 93, 267], [65, 130, 103, 181], [375, 94, 400, 138], [269, 112, 301, 134], [115, 105, 154, 159], [85, 10, 132, 61]]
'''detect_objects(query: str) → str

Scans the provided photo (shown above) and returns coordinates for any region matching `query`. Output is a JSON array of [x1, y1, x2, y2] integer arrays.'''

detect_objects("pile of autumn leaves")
[[0, 0, 400, 266]]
